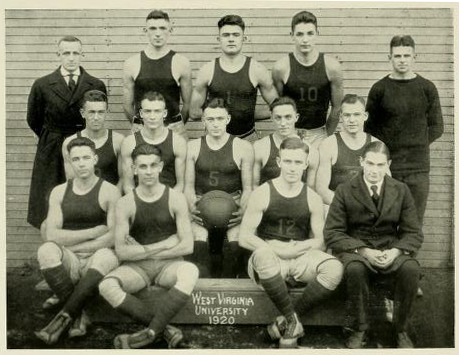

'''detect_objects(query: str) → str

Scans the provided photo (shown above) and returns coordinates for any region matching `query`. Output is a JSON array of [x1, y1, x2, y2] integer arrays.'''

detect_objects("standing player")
[[27, 36, 106, 230], [316, 94, 379, 206], [190, 14, 278, 142], [98, 144, 198, 349], [365, 35, 443, 230], [239, 137, 343, 348], [121, 91, 187, 194], [253, 96, 319, 189], [272, 11, 343, 148], [184, 98, 254, 277], [62, 90, 124, 190], [123, 9, 192, 136], [35, 137, 120, 345]]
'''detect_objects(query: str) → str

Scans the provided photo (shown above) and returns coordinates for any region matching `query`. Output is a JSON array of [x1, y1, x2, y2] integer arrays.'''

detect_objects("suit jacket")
[[324, 173, 422, 273], [26, 67, 107, 229]]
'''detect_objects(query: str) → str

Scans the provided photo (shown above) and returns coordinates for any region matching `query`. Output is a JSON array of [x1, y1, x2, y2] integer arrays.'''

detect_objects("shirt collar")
[[60, 66, 81, 78], [363, 176, 384, 196]]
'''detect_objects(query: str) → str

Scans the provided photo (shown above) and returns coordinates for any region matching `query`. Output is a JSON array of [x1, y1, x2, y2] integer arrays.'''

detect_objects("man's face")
[[134, 154, 163, 187], [140, 99, 167, 130], [340, 101, 368, 135], [80, 101, 107, 131], [69, 146, 97, 179], [389, 46, 415, 75], [291, 22, 318, 54], [277, 148, 308, 184], [360, 152, 390, 184], [272, 104, 298, 138], [57, 41, 82, 72], [145, 18, 171, 48], [218, 25, 245, 55], [203, 107, 230, 138]]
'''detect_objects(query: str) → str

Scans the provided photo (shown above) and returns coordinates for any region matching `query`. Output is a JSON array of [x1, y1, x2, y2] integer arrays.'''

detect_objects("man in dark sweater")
[[365, 35, 443, 228]]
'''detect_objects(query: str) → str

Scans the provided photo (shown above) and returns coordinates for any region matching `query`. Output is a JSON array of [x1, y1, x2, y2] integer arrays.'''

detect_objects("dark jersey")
[[195, 135, 242, 195], [329, 133, 371, 191], [208, 57, 257, 136], [134, 130, 176, 187], [130, 187, 177, 245], [77, 130, 119, 185], [62, 178, 106, 230], [134, 50, 180, 119], [257, 180, 310, 242], [284, 53, 331, 130]]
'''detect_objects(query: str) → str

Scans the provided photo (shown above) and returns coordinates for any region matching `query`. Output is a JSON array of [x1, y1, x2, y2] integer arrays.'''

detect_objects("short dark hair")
[[279, 136, 309, 155], [131, 144, 162, 163], [270, 96, 297, 112], [146, 10, 170, 22], [340, 94, 366, 109], [291, 11, 318, 32], [80, 90, 108, 109], [362, 141, 391, 161], [203, 97, 229, 113], [390, 35, 416, 52], [67, 136, 96, 154], [218, 15, 245, 31], [58, 36, 82, 46], [140, 91, 166, 108]]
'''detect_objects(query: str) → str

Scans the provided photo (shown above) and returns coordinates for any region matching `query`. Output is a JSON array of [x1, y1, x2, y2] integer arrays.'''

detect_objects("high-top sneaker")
[[267, 315, 287, 340], [68, 310, 91, 338], [35, 310, 72, 345], [114, 328, 157, 349], [163, 325, 184, 348], [279, 313, 304, 348]]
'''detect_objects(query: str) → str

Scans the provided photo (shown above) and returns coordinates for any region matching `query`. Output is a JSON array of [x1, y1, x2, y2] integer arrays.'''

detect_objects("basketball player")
[[239, 137, 343, 348], [121, 91, 187, 194], [190, 14, 278, 141], [253, 96, 319, 189], [62, 90, 124, 190], [272, 11, 343, 148], [184, 98, 254, 277], [123, 9, 192, 137], [316, 94, 379, 206], [98, 144, 198, 349], [35, 137, 120, 345]]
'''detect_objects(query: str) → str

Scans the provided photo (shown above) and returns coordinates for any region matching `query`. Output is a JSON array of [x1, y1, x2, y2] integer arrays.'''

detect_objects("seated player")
[[184, 97, 254, 277], [35, 137, 120, 344], [253, 96, 318, 189], [63, 90, 124, 190], [316, 94, 379, 206], [98, 144, 198, 349], [239, 137, 344, 348], [121, 91, 187, 194], [324, 141, 422, 348]]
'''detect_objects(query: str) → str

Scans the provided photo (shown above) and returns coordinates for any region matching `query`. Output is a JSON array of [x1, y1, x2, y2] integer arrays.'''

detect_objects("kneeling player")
[[239, 137, 343, 348], [98, 144, 198, 349], [35, 137, 120, 344]]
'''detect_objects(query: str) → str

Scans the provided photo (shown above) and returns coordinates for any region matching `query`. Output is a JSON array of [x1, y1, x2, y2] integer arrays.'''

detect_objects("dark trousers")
[[345, 259, 420, 332]]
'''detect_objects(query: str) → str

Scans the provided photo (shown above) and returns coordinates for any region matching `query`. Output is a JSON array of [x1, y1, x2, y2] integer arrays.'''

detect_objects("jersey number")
[[209, 171, 220, 187], [278, 219, 296, 236], [300, 87, 318, 102]]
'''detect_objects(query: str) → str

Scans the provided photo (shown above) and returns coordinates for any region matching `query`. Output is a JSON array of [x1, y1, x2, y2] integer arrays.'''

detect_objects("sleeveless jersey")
[[195, 135, 242, 195], [77, 130, 119, 185], [329, 133, 371, 191], [62, 178, 106, 230], [257, 180, 310, 241], [130, 187, 177, 245], [134, 130, 176, 187], [208, 57, 257, 136], [134, 50, 180, 118], [284, 53, 331, 129]]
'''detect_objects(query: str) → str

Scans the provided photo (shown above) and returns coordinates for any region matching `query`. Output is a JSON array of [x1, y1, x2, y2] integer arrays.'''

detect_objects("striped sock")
[[41, 264, 74, 303], [260, 273, 294, 317], [149, 287, 189, 334], [294, 279, 332, 316]]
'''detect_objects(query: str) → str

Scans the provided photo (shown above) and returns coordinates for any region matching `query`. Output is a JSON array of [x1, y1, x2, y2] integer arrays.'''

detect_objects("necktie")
[[370, 185, 379, 206], [68, 74, 76, 93]]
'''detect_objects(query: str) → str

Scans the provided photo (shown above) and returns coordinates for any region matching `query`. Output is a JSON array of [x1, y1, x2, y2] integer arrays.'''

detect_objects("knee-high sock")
[[294, 279, 333, 316], [41, 264, 74, 303], [149, 287, 189, 334], [222, 241, 243, 278], [260, 273, 294, 318], [115, 293, 154, 326]]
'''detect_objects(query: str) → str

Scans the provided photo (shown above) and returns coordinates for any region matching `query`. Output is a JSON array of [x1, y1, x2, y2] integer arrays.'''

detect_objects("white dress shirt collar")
[[363, 176, 384, 196]]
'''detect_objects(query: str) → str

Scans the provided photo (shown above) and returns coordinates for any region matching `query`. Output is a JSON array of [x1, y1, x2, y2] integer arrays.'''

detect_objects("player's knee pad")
[[251, 247, 280, 278], [175, 262, 199, 295], [37, 241, 63, 269], [90, 248, 119, 275], [98, 277, 126, 308], [316, 258, 344, 290]]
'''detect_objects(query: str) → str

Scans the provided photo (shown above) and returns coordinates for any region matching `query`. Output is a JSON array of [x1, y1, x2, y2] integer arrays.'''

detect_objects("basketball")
[[196, 190, 238, 229]]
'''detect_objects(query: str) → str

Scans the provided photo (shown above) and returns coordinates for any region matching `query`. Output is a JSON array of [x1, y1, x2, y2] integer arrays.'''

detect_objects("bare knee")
[[37, 242, 62, 269], [175, 262, 199, 295], [99, 277, 126, 308], [90, 248, 119, 275], [316, 258, 344, 290]]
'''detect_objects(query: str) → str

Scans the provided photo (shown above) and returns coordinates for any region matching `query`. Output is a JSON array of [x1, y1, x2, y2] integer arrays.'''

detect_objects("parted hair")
[[218, 14, 245, 31], [131, 143, 163, 162], [67, 136, 96, 154], [279, 136, 309, 155], [291, 11, 318, 32], [390, 35, 416, 52], [146, 10, 170, 22], [203, 97, 229, 112], [80, 90, 108, 109], [340, 94, 366, 108], [58, 35, 82, 46], [270, 96, 297, 112], [140, 91, 166, 107], [361, 141, 391, 161]]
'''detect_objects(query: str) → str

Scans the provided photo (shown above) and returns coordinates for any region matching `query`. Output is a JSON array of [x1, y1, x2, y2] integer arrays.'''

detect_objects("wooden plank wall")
[[5, 8, 454, 268]]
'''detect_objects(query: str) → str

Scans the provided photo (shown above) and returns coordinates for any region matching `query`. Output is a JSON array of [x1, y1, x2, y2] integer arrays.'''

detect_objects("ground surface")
[[6, 265, 455, 349]]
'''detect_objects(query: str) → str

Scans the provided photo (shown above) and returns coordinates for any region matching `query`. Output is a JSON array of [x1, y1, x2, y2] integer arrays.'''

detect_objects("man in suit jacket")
[[324, 141, 422, 349], [27, 36, 107, 229]]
